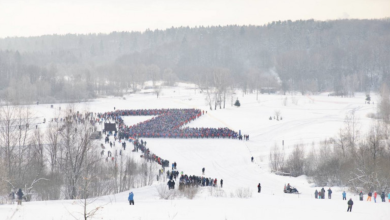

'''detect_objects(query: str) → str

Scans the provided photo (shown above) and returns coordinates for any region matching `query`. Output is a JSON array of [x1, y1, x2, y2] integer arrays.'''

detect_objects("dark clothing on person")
[[16, 189, 23, 205], [258, 183, 261, 193], [321, 188, 325, 199], [347, 199, 353, 212]]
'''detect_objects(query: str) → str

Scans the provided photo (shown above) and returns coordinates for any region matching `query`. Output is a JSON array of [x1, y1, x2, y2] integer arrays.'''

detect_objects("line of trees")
[[270, 93, 390, 191], [0, 106, 157, 201], [0, 19, 389, 104]]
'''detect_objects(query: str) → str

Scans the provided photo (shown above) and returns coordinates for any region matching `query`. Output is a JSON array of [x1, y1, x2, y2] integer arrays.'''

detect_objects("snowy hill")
[[1, 83, 389, 220]]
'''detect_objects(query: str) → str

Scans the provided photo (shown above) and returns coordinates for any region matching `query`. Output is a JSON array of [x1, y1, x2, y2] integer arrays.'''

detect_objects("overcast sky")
[[1, 0, 389, 38]]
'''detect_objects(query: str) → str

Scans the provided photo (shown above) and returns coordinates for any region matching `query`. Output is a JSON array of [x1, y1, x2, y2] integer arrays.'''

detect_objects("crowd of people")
[[98, 109, 239, 139], [163, 170, 222, 190]]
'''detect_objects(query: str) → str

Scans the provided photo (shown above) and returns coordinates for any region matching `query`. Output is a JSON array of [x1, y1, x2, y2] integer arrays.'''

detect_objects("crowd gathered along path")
[[98, 109, 239, 139]]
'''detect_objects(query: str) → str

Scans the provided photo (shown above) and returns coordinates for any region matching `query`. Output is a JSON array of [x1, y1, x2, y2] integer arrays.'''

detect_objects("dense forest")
[[0, 19, 389, 104]]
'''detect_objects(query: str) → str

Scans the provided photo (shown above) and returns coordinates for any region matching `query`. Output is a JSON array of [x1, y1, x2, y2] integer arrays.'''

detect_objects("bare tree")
[[379, 84, 390, 123], [154, 85, 163, 98], [275, 110, 281, 120], [59, 108, 94, 199], [284, 145, 305, 177], [269, 144, 285, 172]]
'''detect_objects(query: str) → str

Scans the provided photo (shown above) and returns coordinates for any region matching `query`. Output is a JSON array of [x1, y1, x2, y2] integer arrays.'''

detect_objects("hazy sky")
[[1, 0, 389, 38]]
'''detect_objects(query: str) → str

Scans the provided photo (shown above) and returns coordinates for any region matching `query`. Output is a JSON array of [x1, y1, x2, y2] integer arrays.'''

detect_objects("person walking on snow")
[[258, 183, 261, 193], [359, 191, 363, 201], [128, 192, 134, 205], [251, 157, 253, 162], [315, 190, 318, 199], [342, 191, 347, 200], [202, 167, 205, 175], [220, 179, 223, 188], [374, 191, 377, 203], [347, 198, 353, 212]]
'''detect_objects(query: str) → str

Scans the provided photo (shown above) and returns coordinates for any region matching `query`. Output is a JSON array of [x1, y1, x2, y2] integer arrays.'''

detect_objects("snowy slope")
[[1, 84, 388, 220]]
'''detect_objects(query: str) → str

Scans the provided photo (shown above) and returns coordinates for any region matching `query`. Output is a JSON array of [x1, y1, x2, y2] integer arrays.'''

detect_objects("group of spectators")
[[359, 191, 390, 202], [99, 109, 238, 139], [315, 188, 332, 199], [314, 188, 390, 203], [178, 175, 222, 189]]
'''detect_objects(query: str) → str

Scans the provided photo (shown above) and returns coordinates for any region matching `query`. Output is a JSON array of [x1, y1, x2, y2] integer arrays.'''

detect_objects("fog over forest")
[[0, 19, 389, 104]]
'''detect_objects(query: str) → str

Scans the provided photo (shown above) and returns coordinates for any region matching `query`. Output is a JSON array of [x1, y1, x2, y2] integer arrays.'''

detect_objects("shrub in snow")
[[234, 187, 252, 198], [156, 184, 177, 200], [208, 187, 226, 197], [180, 187, 199, 200]]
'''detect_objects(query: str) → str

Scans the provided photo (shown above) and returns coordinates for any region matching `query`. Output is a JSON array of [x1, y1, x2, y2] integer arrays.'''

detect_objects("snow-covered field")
[[1, 83, 389, 220]]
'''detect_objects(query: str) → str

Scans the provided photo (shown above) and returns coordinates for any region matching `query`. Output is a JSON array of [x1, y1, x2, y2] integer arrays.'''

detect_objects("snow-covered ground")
[[2, 83, 389, 220]]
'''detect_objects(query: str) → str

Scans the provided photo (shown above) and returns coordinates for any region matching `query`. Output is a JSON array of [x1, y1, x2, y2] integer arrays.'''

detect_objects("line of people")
[[359, 191, 390, 203]]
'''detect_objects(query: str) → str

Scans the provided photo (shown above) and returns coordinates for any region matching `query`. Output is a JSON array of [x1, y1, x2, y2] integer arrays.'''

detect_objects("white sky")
[[0, 0, 389, 38]]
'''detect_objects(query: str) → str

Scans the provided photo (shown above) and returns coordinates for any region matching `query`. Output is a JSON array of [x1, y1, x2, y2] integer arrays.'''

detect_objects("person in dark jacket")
[[321, 188, 325, 199], [328, 188, 332, 199], [220, 179, 223, 188], [128, 192, 134, 205], [258, 183, 261, 193], [251, 157, 254, 162], [347, 198, 353, 212], [381, 192, 386, 202], [367, 191, 372, 201], [16, 189, 23, 205], [202, 167, 205, 175], [315, 190, 318, 199], [359, 191, 363, 201]]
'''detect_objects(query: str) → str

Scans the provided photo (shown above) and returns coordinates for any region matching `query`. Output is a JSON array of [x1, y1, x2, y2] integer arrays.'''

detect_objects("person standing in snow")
[[347, 198, 353, 212], [321, 188, 325, 200], [258, 183, 261, 193], [202, 167, 205, 175], [359, 191, 363, 201], [220, 179, 223, 188], [16, 189, 23, 205], [381, 192, 385, 202], [367, 191, 372, 201], [328, 188, 332, 199], [128, 192, 134, 205], [315, 190, 318, 199], [374, 191, 377, 203], [251, 157, 253, 162], [342, 191, 347, 200]]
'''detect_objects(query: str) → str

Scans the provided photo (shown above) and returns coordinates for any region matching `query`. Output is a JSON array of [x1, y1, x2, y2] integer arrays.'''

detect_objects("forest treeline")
[[0, 19, 389, 104]]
